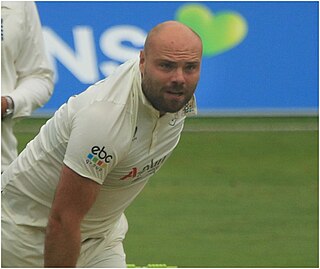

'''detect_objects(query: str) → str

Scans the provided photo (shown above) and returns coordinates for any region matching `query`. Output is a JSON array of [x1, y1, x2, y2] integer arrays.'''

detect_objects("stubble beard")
[[141, 77, 194, 114]]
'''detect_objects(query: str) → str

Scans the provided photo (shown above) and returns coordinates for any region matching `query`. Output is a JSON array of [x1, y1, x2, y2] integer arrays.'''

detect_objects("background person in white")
[[1, 1, 54, 172], [1, 21, 203, 267]]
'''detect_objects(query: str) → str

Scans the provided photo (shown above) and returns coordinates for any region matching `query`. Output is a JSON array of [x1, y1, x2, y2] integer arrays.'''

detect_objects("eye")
[[185, 64, 198, 72], [159, 62, 174, 70]]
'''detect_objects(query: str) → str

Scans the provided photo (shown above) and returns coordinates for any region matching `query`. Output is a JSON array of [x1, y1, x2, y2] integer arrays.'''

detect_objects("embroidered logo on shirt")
[[120, 167, 138, 180], [169, 117, 177, 126], [85, 146, 113, 171], [120, 155, 167, 181], [132, 126, 138, 141]]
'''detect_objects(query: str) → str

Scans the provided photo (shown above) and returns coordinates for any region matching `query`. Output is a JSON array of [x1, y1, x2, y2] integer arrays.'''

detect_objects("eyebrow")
[[156, 59, 200, 64]]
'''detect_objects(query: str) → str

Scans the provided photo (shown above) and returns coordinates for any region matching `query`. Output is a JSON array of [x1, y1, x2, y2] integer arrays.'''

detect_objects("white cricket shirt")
[[1, 1, 54, 171], [1, 57, 196, 242]]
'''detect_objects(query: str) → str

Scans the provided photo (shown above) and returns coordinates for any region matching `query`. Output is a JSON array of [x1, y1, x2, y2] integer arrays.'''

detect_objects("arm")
[[9, 2, 54, 119], [44, 164, 101, 267]]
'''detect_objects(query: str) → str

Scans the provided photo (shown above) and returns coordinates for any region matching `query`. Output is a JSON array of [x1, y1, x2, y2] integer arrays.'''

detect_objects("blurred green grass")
[[13, 116, 319, 267]]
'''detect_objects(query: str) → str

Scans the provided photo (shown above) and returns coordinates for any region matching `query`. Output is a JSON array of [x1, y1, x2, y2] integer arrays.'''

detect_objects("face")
[[139, 30, 202, 115]]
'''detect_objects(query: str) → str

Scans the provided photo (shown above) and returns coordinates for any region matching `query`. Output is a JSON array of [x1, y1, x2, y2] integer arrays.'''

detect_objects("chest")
[[105, 109, 184, 185], [1, 4, 25, 60]]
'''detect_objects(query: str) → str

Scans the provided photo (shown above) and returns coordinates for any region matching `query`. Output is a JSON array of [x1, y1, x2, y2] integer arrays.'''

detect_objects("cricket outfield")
[[13, 116, 318, 267]]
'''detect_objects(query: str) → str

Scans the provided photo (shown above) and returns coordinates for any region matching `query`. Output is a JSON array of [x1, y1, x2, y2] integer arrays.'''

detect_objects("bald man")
[[1, 21, 203, 268]]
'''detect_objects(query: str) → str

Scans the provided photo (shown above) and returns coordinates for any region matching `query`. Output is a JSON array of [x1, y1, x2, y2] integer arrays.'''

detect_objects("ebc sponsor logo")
[[86, 146, 113, 171], [120, 155, 167, 181]]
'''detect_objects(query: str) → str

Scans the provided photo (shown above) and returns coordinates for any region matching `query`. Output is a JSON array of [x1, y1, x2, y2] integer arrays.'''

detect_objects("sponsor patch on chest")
[[120, 155, 167, 181]]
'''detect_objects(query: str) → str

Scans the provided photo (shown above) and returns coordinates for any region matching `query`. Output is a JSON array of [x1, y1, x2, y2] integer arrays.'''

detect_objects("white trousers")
[[2, 214, 128, 268]]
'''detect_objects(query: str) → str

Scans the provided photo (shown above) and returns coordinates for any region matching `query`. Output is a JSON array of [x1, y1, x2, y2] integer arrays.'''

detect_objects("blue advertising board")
[[36, 1, 318, 116]]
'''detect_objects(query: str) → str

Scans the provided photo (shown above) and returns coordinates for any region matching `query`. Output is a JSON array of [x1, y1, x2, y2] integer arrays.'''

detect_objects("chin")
[[164, 106, 185, 114]]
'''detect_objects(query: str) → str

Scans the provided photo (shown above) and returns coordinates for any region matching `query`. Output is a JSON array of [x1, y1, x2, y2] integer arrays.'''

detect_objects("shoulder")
[[1, 1, 23, 10], [69, 58, 140, 118], [1, 2, 36, 16]]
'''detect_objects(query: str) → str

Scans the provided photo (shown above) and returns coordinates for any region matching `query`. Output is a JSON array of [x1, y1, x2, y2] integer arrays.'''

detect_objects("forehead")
[[146, 26, 202, 62], [149, 39, 202, 63]]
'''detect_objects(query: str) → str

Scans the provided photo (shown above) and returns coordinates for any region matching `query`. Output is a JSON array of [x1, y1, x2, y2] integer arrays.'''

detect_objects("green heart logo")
[[175, 4, 248, 57]]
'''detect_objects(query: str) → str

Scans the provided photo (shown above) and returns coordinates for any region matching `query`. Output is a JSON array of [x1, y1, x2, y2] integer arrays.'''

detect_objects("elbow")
[[44, 73, 55, 100]]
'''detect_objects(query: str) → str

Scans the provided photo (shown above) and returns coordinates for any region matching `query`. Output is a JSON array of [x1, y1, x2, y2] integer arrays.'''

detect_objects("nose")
[[172, 68, 186, 85]]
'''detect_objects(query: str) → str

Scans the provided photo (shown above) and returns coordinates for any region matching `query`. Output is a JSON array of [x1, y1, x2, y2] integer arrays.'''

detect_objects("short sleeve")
[[63, 101, 131, 184]]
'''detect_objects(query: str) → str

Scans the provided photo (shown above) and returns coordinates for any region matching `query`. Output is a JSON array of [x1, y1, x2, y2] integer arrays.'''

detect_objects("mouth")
[[165, 87, 184, 96], [166, 91, 183, 96], [164, 90, 184, 100]]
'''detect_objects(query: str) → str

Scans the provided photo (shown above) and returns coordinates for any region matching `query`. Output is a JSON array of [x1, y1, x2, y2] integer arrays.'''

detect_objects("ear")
[[139, 50, 145, 73]]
